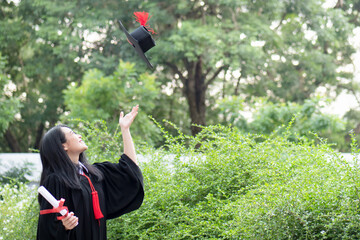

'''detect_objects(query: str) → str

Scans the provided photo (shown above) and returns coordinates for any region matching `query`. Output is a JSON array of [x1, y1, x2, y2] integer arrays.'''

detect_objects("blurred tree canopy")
[[0, 0, 359, 152], [217, 96, 348, 149], [149, 0, 355, 134], [62, 61, 162, 145]]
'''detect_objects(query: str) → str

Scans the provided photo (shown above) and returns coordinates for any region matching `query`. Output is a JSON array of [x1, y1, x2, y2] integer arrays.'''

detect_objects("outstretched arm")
[[119, 105, 139, 164]]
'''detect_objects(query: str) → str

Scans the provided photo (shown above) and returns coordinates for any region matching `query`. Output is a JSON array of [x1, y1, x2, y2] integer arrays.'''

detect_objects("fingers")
[[121, 105, 139, 118], [119, 105, 139, 128], [62, 212, 79, 230], [131, 105, 139, 114], [119, 111, 124, 126], [132, 105, 139, 116]]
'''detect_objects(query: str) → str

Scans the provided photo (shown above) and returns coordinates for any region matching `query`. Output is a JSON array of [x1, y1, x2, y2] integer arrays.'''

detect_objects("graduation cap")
[[118, 12, 156, 69]]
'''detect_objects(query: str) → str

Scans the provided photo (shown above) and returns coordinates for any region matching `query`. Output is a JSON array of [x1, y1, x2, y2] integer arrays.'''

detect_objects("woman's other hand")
[[61, 212, 78, 230]]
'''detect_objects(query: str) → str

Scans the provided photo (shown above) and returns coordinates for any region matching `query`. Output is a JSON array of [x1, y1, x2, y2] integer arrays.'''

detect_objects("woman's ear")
[[62, 143, 68, 151]]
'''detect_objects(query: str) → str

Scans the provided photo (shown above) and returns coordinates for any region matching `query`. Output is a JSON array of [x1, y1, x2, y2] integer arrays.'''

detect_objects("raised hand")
[[119, 105, 139, 130]]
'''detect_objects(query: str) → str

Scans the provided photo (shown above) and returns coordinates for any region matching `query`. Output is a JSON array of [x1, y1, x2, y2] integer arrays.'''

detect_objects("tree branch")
[[234, 74, 241, 96], [338, 83, 360, 106], [275, 12, 287, 30], [203, 67, 212, 80], [164, 62, 187, 84], [229, 8, 239, 30], [349, 11, 360, 25], [204, 65, 229, 89], [334, 0, 343, 8]]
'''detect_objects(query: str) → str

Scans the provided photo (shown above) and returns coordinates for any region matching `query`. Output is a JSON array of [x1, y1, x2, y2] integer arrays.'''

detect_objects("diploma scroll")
[[38, 186, 68, 216]]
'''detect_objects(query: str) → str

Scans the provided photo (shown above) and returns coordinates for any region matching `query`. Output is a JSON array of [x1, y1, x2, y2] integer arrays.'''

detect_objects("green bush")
[[3, 122, 360, 239], [0, 162, 34, 184], [107, 124, 360, 239], [0, 183, 38, 240]]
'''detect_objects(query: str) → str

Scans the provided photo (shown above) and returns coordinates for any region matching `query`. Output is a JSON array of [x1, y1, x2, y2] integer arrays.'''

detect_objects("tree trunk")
[[165, 58, 227, 136], [34, 122, 45, 150], [334, 0, 343, 8], [185, 82, 206, 136], [4, 128, 21, 152], [183, 59, 207, 136]]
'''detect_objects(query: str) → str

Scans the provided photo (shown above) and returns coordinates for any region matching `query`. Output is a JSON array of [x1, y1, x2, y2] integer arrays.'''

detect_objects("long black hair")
[[39, 125, 103, 192]]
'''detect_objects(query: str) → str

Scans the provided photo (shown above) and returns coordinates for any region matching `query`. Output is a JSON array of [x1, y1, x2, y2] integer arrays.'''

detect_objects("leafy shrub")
[[3, 121, 360, 239], [106, 123, 360, 239], [217, 97, 347, 151], [0, 183, 38, 240], [0, 162, 34, 184]]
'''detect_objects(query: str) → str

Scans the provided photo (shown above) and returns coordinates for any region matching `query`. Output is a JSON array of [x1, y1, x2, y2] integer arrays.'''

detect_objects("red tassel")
[[134, 11, 150, 26], [133, 11, 156, 34], [81, 173, 104, 220], [91, 191, 104, 220]]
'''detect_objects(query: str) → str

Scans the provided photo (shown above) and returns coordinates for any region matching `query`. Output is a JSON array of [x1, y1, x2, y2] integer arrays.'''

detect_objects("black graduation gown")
[[37, 154, 144, 240]]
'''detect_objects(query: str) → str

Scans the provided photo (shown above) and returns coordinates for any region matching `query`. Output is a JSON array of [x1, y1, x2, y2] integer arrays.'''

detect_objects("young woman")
[[37, 105, 144, 240]]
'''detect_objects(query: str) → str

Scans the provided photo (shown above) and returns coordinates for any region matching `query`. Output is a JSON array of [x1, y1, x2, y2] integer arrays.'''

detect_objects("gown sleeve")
[[94, 154, 144, 219], [36, 174, 72, 240]]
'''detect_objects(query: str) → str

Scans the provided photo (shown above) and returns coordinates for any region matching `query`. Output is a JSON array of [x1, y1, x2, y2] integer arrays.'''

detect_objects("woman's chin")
[[81, 145, 88, 152]]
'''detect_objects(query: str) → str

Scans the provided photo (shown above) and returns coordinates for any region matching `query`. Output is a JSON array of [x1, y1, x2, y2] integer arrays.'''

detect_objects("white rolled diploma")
[[38, 186, 68, 216]]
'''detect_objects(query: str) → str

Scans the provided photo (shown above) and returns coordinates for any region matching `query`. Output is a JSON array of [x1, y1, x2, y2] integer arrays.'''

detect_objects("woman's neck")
[[67, 152, 79, 164]]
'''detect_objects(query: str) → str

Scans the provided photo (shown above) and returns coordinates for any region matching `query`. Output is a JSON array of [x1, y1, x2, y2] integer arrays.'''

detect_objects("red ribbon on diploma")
[[40, 198, 69, 220]]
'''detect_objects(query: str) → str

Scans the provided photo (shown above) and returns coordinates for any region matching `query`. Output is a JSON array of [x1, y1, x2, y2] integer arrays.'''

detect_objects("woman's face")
[[61, 127, 88, 156]]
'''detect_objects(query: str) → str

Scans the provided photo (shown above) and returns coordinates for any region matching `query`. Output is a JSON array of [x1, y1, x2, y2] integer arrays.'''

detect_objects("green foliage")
[[65, 119, 124, 164], [84, 121, 360, 239], [148, 0, 356, 131], [0, 53, 21, 134], [104, 124, 360, 239], [342, 109, 360, 151], [3, 121, 360, 238], [216, 95, 248, 130], [0, 162, 34, 184], [109, 126, 359, 239], [0, 0, 86, 151], [62, 61, 162, 146], [218, 97, 347, 150], [0, 0, 359, 151], [249, 98, 345, 135], [0, 183, 38, 240]]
